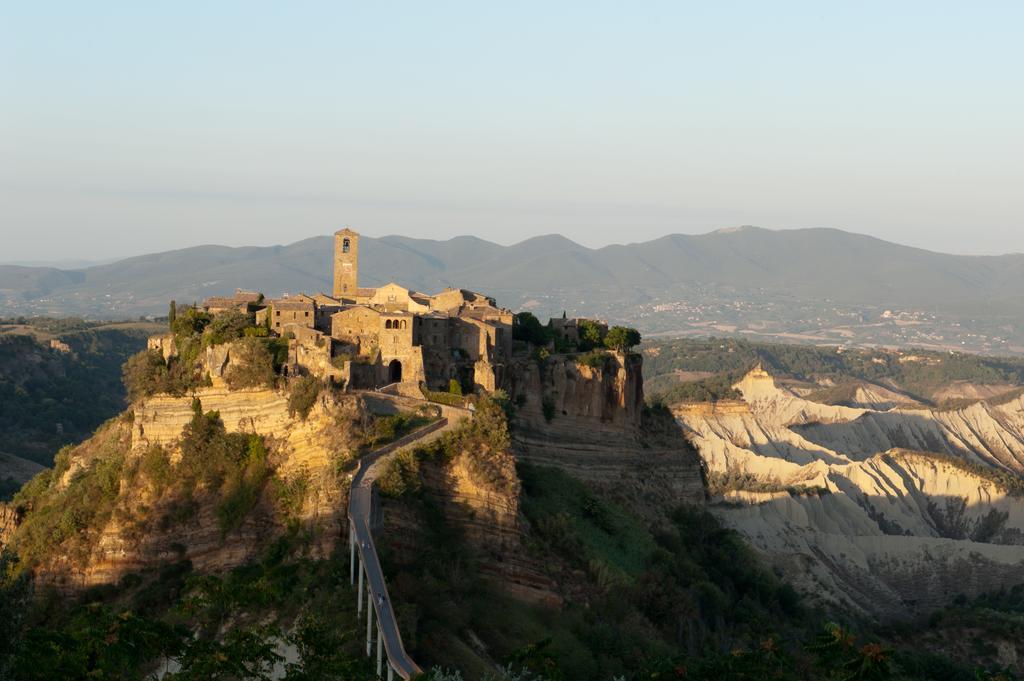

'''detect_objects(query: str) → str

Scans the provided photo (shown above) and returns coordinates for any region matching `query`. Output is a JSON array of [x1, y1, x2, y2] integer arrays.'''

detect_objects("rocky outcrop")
[[23, 386, 363, 591], [509, 353, 705, 519], [0, 503, 20, 549], [381, 429, 560, 606], [147, 334, 177, 361], [510, 353, 643, 431], [677, 367, 1024, 620]]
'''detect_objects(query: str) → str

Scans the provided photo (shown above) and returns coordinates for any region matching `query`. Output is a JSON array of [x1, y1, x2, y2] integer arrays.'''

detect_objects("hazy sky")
[[2, 1, 1023, 262]]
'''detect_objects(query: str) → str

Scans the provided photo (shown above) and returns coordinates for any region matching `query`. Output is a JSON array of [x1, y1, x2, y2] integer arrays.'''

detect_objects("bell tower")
[[333, 228, 359, 297]]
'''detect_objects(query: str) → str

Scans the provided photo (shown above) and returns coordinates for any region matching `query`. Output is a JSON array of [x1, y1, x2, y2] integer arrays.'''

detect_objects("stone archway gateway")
[[388, 359, 402, 383]]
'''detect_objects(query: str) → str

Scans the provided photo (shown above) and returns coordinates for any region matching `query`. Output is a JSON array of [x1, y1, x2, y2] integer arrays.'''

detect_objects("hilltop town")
[[172, 228, 607, 397]]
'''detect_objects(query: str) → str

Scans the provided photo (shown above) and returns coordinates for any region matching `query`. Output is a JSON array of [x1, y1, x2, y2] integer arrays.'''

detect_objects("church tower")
[[333, 228, 359, 297]]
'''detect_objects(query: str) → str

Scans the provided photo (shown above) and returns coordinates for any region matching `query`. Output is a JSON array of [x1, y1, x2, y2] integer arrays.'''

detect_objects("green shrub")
[[203, 310, 254, 347], [287, 376, 322, 419], [271, 470, 310, 520], [122, 349, 170, 401], [122, 344, 209, 401], [513, 311, 549, 346], [448, 378, 463, 396], [420, 383, 464, 406], [603, 326, 641, 352], [172, 408, 274, 536], [575, 350, 612, 370], [139, 445, 172, 489], [171, 306, 212, 339], [12, 445, 127, 568], [706, 466, 830, 497], [364, 412, 431, 449], [266, 337, 290, 371], [225, 337, 277, 389], [215, 437, 270, 536], [378, 449, 422, 498], [577, 319, 606, 351]]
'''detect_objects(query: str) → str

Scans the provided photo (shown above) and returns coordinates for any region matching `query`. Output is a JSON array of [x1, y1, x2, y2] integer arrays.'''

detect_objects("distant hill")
[[0, 321, 159, 471], [4, 227, 1024, 353]]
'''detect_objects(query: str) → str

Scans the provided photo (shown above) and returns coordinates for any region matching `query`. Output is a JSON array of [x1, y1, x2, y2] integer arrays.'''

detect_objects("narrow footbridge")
[[348, 398, 469, 679]]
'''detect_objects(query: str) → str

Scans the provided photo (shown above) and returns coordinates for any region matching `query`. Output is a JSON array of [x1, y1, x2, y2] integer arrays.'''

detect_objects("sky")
[[2, 1, 1023, 262]]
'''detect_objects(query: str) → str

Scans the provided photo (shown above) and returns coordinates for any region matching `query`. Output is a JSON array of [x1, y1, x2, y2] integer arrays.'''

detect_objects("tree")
[[604, 326, 641, 353], [123, 349, 170, 401], [224, 338, 277, 389], [513, 312, 549, 346], [168, 300, 177, 328], [204, 310, 253, 346], [577, 319, 605, 351]]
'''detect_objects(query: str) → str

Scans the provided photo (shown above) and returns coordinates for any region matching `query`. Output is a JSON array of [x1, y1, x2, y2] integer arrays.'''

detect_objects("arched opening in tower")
[[388, 359, 402, 383]]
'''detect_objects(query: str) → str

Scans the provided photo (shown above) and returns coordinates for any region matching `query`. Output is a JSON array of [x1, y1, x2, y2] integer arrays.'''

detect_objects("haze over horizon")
[[5, 225, 1024, 270], [3, 2, 1023, 261]]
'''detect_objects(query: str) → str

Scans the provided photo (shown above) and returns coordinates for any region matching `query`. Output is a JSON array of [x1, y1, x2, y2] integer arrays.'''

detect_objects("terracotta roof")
[[271, 299, 314, 310], [202, 297, 238, 308], [332, 305, 381, 317], [233, 290, 263, 302]]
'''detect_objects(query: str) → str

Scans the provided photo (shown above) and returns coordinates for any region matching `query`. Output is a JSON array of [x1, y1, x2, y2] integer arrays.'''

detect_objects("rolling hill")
[[4, 226, 1024, 353]]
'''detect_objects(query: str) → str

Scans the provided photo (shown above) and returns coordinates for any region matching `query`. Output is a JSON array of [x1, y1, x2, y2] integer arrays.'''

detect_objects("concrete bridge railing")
[[347, 416, 453, 679]]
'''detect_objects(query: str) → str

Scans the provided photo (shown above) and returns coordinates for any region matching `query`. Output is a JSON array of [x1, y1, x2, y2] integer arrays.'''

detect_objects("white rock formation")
[[675, 367, 1024, 619]]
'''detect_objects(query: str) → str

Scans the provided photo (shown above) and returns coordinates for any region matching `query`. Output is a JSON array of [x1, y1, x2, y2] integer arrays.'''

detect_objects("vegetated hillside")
[[0, 336, 1017, 678], [644, 336, 1024, 406], [0, 383, 394, 679], [374, 395, 1010, 679], [0, 319, 160, 479]]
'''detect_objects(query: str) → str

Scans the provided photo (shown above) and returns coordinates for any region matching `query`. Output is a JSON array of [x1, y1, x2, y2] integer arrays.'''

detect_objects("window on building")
[[342, 238, 350, 253]]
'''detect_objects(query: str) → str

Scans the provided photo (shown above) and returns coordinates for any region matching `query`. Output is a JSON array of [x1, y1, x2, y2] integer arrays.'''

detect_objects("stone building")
[[240, 228, 515, 394], [257, 297, 315, 333], [202, 289, 263, 315], [549, 314, 608, 345]]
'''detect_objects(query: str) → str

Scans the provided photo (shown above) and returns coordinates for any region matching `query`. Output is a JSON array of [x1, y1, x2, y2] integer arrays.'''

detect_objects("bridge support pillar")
[[349, 524, 355, 585], [388, 663, 394, 681], [357, 560, 364, 615], [366, 595, 374, 657], [376, 622, 383, 676]]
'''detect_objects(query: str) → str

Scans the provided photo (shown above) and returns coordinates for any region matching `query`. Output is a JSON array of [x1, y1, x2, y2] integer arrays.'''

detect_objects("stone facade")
[[333, 228, 359, 298], [211, 228, 516, 393]]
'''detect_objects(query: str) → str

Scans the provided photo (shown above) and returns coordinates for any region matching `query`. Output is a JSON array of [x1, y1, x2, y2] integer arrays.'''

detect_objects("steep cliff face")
[[0, 503, 19, 547], [508, 353, 705, 517], [677, 367, 1024, 619], [9, 386, 363, 591], [381, 433, 559, 606]]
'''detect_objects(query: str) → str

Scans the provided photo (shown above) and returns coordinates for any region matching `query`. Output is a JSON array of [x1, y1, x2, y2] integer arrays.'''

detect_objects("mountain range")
[[4, 226, 1024, 353]]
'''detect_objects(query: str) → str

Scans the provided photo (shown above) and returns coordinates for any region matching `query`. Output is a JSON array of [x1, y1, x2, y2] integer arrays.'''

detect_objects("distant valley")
[[4, 226, 1024, 355]]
